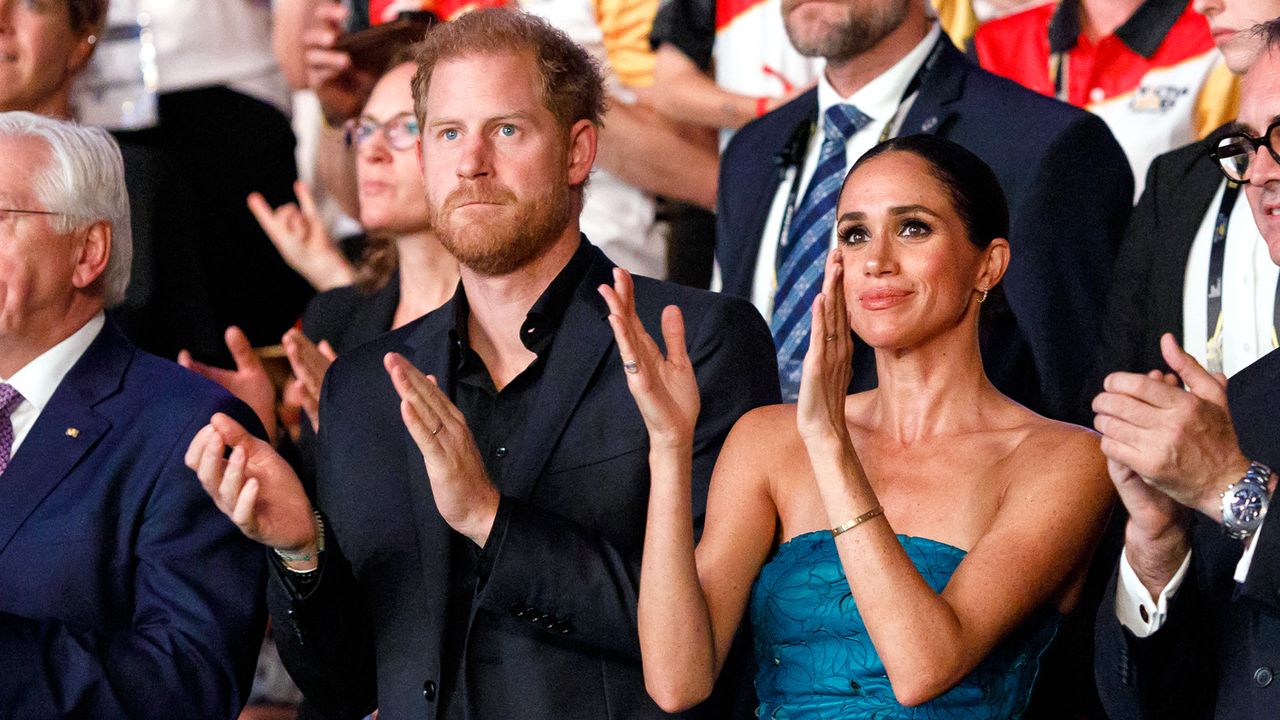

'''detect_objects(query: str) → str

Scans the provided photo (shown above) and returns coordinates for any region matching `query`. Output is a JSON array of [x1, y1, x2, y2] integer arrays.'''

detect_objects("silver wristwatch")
[[1220, 462, 1272, 540]]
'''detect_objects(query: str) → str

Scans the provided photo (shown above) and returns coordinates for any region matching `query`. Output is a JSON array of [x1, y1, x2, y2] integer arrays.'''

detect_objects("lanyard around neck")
[[1205, 181, 1280, 374]]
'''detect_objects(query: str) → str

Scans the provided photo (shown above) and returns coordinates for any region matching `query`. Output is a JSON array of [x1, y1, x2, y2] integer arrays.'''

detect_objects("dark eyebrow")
[[836, 205, 940, 224], [888, 204, 940, 218]]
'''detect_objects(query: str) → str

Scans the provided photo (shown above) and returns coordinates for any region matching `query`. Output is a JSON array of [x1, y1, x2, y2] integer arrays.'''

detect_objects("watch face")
[[1231, 486, 1267, 525]]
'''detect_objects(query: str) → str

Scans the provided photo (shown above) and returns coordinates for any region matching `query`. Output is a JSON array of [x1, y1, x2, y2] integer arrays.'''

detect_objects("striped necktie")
[[0, 383, 24, 476], [771, 103, 871, 400]]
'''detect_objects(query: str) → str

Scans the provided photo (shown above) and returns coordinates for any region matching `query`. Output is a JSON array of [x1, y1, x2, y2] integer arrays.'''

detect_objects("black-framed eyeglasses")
[[1209, 120, 1280, 183], [343, 112, 420, 151]]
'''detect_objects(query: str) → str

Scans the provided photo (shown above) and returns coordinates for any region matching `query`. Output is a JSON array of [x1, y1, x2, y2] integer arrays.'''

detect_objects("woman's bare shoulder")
[[716, 403, 806, 476], [1002, 409, 1108, 491]]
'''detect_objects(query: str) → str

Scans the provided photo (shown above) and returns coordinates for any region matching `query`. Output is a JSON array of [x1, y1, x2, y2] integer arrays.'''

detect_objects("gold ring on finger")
[[825, 334, 836, 342], [431, 423, 444, 436]]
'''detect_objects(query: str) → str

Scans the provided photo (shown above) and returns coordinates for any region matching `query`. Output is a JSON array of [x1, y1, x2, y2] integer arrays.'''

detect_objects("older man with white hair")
[[0, 111, 267, 719]]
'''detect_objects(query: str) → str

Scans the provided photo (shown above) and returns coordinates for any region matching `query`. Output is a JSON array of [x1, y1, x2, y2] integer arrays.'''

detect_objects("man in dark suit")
[[0, 112, 266, 717], [1097, 0, 1280, 385], [716, 0, 1132, 420], [1092, 24, 1280, 717], [185, 9, 779, 720]]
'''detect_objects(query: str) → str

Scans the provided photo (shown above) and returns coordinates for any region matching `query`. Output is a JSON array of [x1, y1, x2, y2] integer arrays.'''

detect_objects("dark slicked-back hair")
[[68, 0, 109, 34], [410, 9, 605, 133], [844, 134, 1010, 249], [1253, 17, 1280, 55]]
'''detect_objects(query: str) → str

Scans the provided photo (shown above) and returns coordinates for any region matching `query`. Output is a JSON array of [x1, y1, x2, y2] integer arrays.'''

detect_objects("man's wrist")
[[1196, 455, 1252, 519], [274, 511, 325, 564], [1124, 519, 1190, 598], [459, 491, 501, 548]]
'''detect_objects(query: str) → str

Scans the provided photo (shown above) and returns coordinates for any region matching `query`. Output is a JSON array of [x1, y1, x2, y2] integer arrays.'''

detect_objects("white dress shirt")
[[744, 25, 943, 319], [0, 314, 105, 464], [1182, 179, 1279, 377]]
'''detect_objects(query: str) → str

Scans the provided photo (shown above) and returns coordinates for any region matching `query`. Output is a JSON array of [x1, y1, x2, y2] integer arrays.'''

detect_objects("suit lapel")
[[899, 37, 965, 137], [500, 256, 615, 502], [400, 309, 461, 663], [0, 323, 124, 555]]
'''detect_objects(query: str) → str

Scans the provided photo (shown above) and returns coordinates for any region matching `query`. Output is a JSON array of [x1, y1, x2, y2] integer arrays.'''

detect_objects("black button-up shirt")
[[438, 238, 593, 719]]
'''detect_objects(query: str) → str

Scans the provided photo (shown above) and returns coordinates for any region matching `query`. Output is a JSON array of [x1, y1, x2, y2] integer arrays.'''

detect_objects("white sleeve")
[[1233, 511, 1270, 582], [1115, 545, 1192, 638]]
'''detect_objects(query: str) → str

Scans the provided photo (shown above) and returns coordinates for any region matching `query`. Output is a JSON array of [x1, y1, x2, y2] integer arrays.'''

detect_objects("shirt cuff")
[[1116, 544, 1192, 638], [1234, 511, 1269, 582]]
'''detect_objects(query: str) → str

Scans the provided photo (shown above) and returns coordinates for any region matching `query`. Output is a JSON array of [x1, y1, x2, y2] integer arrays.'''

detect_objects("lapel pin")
[[921, 116, 939, 132], [65, 428, 80, 438]]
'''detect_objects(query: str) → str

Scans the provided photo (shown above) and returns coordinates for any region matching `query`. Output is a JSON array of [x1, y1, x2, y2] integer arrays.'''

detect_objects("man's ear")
[[71, 220, 112, 292], [566, 119, 597, 186], [67, 29, 101, 76]]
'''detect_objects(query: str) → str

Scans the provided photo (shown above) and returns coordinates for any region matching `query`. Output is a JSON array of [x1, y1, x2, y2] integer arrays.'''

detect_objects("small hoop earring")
[[978, 287, 989, 304]]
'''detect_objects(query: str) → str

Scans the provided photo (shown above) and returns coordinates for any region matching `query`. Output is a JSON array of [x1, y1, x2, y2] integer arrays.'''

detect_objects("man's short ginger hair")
[[410, 9, 606, 132]]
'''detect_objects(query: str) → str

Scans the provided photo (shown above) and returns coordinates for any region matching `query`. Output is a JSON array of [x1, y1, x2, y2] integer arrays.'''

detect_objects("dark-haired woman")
[[600, 135, 1114, 719]]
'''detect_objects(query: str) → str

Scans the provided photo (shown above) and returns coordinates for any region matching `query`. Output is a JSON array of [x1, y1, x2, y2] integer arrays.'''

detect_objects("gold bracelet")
[[831, 505, 884, 537]]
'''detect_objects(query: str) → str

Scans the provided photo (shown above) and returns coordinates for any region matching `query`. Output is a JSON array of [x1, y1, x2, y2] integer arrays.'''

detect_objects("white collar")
[[2, 313, 106, 414], [816, 23, 942, 133]]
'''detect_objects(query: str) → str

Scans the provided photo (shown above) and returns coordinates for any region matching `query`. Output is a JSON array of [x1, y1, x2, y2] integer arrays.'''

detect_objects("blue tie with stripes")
[[771, 103, 872, 401]]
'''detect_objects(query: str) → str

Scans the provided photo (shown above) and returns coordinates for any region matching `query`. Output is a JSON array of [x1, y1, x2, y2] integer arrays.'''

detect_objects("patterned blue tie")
[[771, 103, 871, 400]]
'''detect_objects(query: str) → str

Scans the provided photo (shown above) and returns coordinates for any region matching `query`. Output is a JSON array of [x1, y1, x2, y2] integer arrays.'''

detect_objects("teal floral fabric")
[[748, 532, 1059, 719]]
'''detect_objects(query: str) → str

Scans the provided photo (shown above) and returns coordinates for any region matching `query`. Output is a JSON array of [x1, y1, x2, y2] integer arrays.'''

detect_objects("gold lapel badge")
[[65, 428, 80, 438]]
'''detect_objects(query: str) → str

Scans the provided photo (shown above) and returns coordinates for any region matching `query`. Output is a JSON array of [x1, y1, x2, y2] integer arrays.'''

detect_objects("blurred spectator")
[[1097, 0, 1280, 387], [75, 0, 314, 348], [182, 59, 459, 479], [716, 0, 1132, 421], [972, 0, 1237, 198], [647, 0, 821, 140], [0, 0, 224, 361], [0, 110, 266, 720]]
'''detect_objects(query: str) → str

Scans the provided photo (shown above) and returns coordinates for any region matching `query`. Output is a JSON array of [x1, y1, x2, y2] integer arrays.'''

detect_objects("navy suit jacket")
[[1095, 348, 1280, 719], [0, 320, 267, 718], [718, 38, 1133, 423], [268, 241, 780, 719]]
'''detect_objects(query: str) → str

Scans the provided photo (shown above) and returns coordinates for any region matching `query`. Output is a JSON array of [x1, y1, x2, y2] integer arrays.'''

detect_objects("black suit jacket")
[[301, 274, 401, 356], [717, 38, 1133, 423], [1095, 349, 1280, 719], [1096, 125, 1235, 384], [0, 320, 267, 718], [269, 242, 781, 719]]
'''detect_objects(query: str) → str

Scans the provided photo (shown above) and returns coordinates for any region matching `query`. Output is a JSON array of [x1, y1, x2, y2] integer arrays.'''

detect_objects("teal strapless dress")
[[748, 531, 1059, 720]]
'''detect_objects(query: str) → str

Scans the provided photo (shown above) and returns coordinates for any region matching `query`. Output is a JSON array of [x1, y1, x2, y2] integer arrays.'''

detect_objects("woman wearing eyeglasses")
[[213, 61, 458, 439], [285, 61, 459, 432]]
